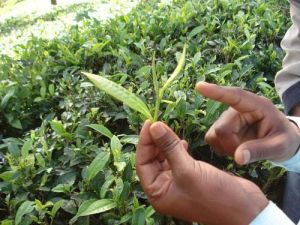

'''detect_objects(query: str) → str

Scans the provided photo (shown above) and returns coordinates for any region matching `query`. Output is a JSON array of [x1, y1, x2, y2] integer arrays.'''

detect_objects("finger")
[[136, 120, 158, 165], [195, 82, 265, 114], [149, 122, 193, 173], [181, 140, 189, 151], [213, 108, 241, 155], [234, 134, 289, 165], [136, 120, 161, 188], [205, 124, 227, 156], [138, 120, 153, 146]]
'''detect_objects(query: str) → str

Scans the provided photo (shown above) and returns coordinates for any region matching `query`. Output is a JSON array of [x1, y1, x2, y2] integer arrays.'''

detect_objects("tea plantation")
[[0, 0, 291, 224]]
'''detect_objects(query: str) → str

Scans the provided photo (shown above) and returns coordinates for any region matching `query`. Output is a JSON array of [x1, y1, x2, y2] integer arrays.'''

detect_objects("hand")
[[196, 82, 300, 165], [136, 121, 268, 225], [291, 104, 300, 116]]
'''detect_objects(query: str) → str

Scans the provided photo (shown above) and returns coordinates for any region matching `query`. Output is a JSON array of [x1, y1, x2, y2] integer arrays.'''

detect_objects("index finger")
[[136, 120, 158, 165], [195, 81, 263, 113]]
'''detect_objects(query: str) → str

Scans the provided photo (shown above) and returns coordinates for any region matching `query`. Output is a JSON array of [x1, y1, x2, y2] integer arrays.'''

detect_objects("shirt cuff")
[[271, 116, 300, 173], [282, 81, 300, 115], [250, 201, 295, 225]]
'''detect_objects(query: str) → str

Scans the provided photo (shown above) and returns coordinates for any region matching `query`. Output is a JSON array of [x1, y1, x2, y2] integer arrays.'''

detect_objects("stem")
[[153, 91, 162, 121], [152, 44, 187, 121]]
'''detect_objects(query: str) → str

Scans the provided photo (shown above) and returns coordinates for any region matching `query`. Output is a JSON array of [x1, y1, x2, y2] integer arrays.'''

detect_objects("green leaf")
[[132, 207, 146, 225], [21, 140, 32, 157], [76, 199, 116, 217], [188, 25, 205, 38], [35, 153, 45, 167], [0, 171, 15, 181], [161, 44, 187, 94], [1, 89, 14, 108], [50, 120, 66, 136], [10, 119, 22, 129], [48, 84, 55, 95], [86, 124, 113, 139], [100, 175, 114, 198], [111, 135, 122, 152], [111, 135, 122, 162], [51, 184, 72, 193], [0, 219, 13, 225], [8, 142, 20, 158], [57, 171, 77, 185], [49, 200, 63, 218], [40, 86, 46, 98], [87, 152, 110, 181], [120, 135, 139, 145], [82, 72, 153, 120], [15, 201, 35, 225], [50, 120, 73, 140]]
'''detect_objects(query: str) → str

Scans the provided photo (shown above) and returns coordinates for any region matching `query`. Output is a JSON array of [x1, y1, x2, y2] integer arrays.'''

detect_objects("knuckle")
[[204, 132, 214, 145], [252, 149, 265, 161], [259, 96, 273, 106], [157, 135, 181, 154], [233, 87, 243, 95], [214, 123, 230, 137], [230, 87, 243, 106]]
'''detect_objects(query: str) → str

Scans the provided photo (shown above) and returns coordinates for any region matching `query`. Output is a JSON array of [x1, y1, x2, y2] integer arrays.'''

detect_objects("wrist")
[[291, 105, 300, 116], [241, 188, 269, 225], [287, 116, 300, 156]]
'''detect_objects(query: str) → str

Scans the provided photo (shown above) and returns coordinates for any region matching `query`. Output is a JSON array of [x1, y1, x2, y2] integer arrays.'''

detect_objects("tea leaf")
[[76, 199, 116, 217], [132, 207, 146, 225], [15, 201, 35, 225], [21, 139, 32, 157], [83, 72, 153, 120], [50, 120, 73, 140], [161, 44, 187, 93], [86, 124, 113, 139], [120, 135, 139, 145], [188, 25, 205, 39], [87, 151, 110, 181], [48, 200, 63, 218]]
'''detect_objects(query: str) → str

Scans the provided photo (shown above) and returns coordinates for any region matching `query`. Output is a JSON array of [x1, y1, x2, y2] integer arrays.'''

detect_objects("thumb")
[[234, 135, 287, 165], [149, 122, 192, 171]]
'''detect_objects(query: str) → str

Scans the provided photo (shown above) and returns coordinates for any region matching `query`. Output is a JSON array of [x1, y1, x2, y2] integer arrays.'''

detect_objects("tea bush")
[[0, 0, 290, 224]]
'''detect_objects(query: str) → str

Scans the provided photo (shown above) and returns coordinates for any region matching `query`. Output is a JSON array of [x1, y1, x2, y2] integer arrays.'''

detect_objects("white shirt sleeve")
[[250, 201, 295, 225]]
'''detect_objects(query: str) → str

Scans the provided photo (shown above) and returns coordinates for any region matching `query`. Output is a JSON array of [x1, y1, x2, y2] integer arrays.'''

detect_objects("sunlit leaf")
[[15, 201, 35, 225], [82, 72, 153, 120], [161, 44, 187, 93], [21, 139, 32, 157], [86, 124, 113, 139], [76, 199, 116, 217]]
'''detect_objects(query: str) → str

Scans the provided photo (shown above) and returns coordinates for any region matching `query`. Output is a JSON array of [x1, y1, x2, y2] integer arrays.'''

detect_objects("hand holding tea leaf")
[[196, 82, 300, 165], [136, 121, 268, 224]]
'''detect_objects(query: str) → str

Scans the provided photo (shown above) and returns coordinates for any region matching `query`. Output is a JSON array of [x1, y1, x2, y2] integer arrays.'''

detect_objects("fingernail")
[[150, 123, 166, 139], [243, 150, 251, 164]]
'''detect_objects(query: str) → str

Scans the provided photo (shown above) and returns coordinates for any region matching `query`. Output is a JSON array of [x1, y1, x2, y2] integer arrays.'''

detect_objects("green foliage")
[[0, 0, 290, 224], [84, 44, 186, 122]]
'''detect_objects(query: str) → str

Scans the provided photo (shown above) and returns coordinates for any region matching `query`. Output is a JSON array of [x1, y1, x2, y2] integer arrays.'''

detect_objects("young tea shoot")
[[82, 44, 187, 122]]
